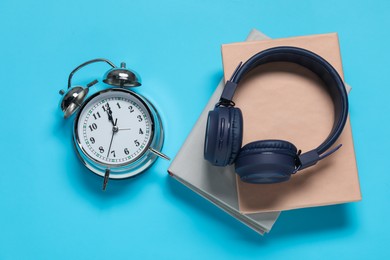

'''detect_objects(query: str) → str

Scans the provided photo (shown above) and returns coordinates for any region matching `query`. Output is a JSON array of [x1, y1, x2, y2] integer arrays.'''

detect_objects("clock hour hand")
[[105, 104, 118, 126]]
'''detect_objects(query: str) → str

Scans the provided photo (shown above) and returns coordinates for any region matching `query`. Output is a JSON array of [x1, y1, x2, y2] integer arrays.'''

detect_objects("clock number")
[[90, 137, 95, 144], [134, 140, 140, 147], [137, 115, 143, 122], [139, 128, 143, 135], [128, 106, 134, 113], [111, 150, 116, 157], [99, 146, 104, 153], [93, 112, 101, 120], [117, 102, 121, 109], [102, 103, 109, 112], [89, 123, 97, 131], [124, 148, 129, 155]]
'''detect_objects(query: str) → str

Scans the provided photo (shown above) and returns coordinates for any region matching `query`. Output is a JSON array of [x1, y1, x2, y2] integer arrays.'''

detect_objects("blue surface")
[[0, 0, 388, 259]]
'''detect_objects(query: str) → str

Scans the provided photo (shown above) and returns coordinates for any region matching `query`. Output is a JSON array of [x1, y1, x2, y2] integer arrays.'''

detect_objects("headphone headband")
[[218, 46, 349, 170]]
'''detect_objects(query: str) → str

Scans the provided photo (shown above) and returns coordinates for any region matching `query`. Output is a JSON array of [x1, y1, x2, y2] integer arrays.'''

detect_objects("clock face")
[[75, 89, 154, 167]]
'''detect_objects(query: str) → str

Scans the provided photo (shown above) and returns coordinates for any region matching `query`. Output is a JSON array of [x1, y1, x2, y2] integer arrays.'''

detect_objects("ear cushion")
[[204, 107, 243, 166], [204, 108, 222, 165], [239, 140, 297, 157], [235, 140, 298, 184], [227, 108, 243, 165]]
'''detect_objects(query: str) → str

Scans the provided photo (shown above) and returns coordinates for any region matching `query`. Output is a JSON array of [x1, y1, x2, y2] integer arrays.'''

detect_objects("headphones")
[[204, 46, 349, 184]]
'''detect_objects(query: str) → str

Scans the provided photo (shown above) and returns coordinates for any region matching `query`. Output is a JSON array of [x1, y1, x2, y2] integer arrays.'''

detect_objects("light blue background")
[[0, 0, 388, 259]]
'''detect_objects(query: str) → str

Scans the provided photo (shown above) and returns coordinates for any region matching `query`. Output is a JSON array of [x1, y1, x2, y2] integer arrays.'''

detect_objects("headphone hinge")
[[215, 99, 235, 108], [297, 150, 320, 171], [292, 150, 302, 174], [220, 80, 238, 102]]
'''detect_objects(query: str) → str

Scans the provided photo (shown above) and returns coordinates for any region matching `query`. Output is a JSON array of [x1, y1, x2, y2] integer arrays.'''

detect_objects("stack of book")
[[168, 29, 361, 235]]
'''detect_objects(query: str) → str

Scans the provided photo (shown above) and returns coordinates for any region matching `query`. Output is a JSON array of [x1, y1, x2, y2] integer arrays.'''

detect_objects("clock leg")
[[149, 147, 171, 161], [102, 168, 110, 191]]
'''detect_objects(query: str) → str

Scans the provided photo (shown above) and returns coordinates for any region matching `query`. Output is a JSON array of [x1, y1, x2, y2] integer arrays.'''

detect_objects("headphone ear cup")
[[235, 140, 298, 183], [204, 107, 243, 166]]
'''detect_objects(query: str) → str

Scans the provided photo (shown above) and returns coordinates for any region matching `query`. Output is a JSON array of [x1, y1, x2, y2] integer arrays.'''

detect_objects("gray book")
[[168, 29, 280, 234]]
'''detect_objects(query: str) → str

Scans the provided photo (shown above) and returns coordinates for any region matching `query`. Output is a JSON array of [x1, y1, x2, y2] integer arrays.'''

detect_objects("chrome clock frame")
[[73, 88, 164, 179]]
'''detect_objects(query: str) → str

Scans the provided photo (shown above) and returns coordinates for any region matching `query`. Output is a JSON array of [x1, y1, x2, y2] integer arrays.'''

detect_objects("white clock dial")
[[75, 89, 153, 167]]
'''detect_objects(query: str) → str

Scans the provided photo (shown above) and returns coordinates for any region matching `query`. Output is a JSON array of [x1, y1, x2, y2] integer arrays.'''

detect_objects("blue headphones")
[[204, 46, 349, 184]]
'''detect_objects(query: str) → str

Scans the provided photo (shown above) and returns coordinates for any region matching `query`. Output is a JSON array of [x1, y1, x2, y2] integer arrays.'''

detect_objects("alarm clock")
[[58, 58, 169, 190]]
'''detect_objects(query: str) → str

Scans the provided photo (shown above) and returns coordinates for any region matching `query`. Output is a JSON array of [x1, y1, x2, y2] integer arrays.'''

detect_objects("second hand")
[[107, 118, 118, 158]]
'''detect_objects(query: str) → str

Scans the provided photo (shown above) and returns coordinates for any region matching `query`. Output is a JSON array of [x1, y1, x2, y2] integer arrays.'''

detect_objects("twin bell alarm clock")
[[58, 58, 169, 190]]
